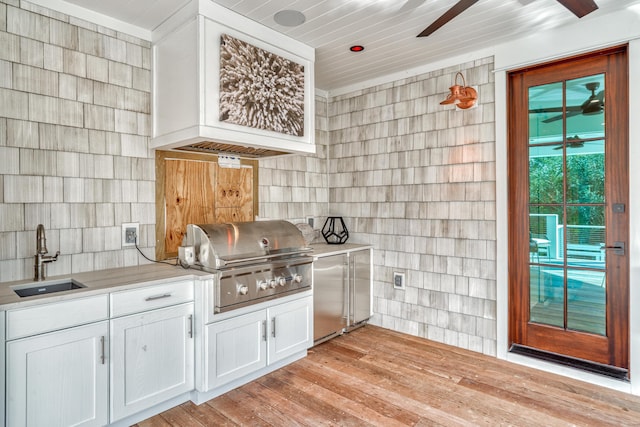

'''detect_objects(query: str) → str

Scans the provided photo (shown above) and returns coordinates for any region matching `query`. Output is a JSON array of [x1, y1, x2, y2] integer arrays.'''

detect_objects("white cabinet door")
[[205, 310, 266, 390], [268, 295, 313, 364], [110, 303, 194, 421], [6, 322, 108, 427]]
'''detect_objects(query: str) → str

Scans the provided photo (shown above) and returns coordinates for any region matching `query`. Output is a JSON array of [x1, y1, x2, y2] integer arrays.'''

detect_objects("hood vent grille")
[[176, 141, 288, 158]]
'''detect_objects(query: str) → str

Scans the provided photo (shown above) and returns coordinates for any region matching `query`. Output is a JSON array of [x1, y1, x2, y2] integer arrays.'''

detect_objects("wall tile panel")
[[63, 48, 86, 78], [58, 73, 76, 99], [19, 37, 43, 67], [328, 61, 496, 355], [0, 3, 154, 280], [0, 88, 28, 120], [50, 18, 78, 50], [4, 175, 42, 202], [7, 6, 49, 43], [86, 55, 109, 83]]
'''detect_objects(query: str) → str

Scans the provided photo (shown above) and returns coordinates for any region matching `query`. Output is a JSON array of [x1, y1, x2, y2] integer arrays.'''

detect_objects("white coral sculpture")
[[219, 34, 305, 137]]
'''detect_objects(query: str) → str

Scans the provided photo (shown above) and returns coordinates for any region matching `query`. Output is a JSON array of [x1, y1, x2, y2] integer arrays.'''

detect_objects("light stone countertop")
[[0, 263, 213, 310], [0, 245, 372, 310], [311, 243, 372, 258]]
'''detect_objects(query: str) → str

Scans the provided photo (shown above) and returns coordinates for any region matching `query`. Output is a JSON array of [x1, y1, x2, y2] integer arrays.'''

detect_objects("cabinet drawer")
[[6, 294, 109, 340], [110, 280, 194, 317]]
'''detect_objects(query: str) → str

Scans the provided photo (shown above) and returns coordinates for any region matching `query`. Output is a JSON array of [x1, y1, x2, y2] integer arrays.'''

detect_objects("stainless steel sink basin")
[[13, 279, 86, 298]]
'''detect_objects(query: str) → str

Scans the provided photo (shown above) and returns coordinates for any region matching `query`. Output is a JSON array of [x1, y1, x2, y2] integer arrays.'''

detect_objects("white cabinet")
[[204, 295, 312, 390], [6, 322, 108, 427], [268, 296, 313, 364], [3, 278, 196, 426], [205, 310, 266, 388], [110, 291, 194, 422]]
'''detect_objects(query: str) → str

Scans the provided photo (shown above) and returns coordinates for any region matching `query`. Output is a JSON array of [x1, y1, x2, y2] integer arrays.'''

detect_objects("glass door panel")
[[528, 82, 563, 144], [527, 72, 607, 336], [567, 268, 606, 335]]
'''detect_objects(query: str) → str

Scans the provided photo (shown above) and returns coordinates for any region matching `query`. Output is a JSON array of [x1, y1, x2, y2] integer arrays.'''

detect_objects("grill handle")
[[218, 249, 313, 268]]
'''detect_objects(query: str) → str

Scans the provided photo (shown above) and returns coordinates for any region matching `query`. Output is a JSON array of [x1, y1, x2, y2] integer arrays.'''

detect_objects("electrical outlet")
[[122, 222, 139, 247], [393, 271, 405, 290]]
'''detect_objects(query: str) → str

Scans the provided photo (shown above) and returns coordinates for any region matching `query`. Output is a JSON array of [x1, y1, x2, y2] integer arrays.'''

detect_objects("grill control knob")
[[269, 279, 277, 289], [258, 280, 268, 291], [238, 285, 249, 295], [277, 277, 287, 286], [292, 274, 302, 283]]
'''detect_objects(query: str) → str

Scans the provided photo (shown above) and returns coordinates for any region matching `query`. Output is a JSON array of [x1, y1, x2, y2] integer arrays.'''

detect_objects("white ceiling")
[[47, 0, 640, 91]]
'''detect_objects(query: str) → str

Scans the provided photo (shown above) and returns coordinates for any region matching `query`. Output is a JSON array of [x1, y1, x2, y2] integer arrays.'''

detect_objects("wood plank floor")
[[136, 325, 640, 426]]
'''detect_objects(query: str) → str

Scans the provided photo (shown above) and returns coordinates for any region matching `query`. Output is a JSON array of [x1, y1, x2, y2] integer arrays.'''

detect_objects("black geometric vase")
[[321, 217, 349, 244]]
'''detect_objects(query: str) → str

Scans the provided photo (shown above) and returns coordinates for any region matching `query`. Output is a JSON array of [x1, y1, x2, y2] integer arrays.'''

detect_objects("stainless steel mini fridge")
[[313, 248, 371, 344]]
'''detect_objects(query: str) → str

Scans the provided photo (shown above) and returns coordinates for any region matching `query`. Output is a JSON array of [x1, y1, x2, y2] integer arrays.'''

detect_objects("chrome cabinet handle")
[[145, 293, 172, 301], [271, 318, 276, 338], [262, 320, 267, 341], [188, 314, 193, 338], [100, 336, 105, 365]]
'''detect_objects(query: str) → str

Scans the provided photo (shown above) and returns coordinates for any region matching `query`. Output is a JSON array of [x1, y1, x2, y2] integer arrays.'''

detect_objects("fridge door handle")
[[344, 256, 350, 327]]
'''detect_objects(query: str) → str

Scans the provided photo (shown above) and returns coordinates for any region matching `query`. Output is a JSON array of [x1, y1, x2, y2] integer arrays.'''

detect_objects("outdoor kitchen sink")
[[12, 279, 86, 298]]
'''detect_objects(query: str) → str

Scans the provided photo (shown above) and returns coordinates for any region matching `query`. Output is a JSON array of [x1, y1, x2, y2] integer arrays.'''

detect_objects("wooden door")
[[6, 322, 109, 427], [508, 46, 629, 373], [110, 303, 194, 421]]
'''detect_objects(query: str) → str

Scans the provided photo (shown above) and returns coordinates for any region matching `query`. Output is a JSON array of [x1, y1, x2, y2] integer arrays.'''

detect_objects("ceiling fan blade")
[[417, 0, 479, 37], [556, 0, 599, 18]]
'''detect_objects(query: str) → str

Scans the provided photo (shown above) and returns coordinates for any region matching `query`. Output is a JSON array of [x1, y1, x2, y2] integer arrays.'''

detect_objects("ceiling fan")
[[530, 82, 605, 123], [553, 135, 585, 150], [417, 0, 599, 38]]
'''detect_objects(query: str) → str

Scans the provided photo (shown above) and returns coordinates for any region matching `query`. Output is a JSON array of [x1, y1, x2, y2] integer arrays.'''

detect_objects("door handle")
[[601, 241, 625, 256]]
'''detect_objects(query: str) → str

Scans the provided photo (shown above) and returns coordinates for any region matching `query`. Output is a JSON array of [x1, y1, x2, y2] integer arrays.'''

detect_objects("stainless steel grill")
[[180, 220, 313, 313]]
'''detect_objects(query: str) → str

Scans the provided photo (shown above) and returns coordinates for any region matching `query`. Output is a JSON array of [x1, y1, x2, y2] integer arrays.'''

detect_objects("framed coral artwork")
[[219, 34, 305, 137]]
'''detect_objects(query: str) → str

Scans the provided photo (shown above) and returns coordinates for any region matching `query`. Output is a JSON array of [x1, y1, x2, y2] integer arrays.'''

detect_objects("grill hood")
[[182, 220, 311, 270]]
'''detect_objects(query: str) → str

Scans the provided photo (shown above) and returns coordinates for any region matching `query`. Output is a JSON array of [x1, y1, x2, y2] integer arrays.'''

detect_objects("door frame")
[[494, 36, 640, 394], [507, 46, 629, 369]]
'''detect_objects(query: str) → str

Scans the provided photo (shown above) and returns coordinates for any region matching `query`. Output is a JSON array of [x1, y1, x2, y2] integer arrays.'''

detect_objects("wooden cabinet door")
[[6, 322, 108, 427], [204, 310, 267, 390], [110, 303, 194, 421], [268, 296, 313, 364]]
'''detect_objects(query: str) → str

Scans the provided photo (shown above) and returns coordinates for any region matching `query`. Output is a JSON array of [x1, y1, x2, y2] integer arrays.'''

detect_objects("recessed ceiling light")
[[350, 45, 365, 52], [274, 10, 306, 27]]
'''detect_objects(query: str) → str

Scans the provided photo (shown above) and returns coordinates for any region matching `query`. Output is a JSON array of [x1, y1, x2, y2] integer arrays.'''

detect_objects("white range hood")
[[151, 0, 316, 158]]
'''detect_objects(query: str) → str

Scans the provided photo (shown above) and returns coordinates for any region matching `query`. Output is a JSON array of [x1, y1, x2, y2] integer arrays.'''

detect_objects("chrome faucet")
[[34, 224, 60, 281]]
